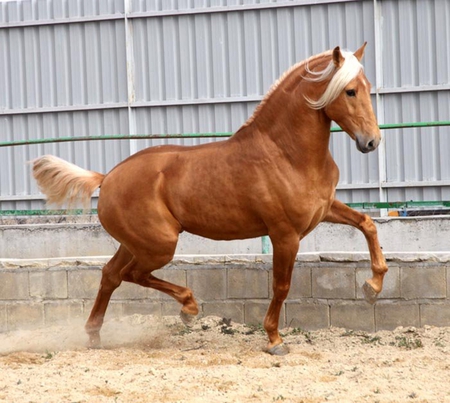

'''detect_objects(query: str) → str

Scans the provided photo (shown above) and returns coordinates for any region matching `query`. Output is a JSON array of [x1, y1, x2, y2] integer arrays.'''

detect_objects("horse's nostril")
[[367, 140, 375, 149]]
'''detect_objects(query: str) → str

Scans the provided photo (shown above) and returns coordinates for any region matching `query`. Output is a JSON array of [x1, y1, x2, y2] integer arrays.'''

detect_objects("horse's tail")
[[32, 155, 105, 209]]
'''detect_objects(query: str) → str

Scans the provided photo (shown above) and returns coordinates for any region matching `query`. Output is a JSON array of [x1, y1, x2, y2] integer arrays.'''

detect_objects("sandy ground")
[[0, 315, 450, 403]]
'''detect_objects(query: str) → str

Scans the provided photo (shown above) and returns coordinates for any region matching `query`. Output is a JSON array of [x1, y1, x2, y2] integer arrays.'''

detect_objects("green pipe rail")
[[1, 121, 450, 148], [2, 201, 450, 217]]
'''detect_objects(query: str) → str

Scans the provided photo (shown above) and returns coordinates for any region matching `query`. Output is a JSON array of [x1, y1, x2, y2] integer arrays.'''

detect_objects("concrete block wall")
[[1, 253, 450, 334]]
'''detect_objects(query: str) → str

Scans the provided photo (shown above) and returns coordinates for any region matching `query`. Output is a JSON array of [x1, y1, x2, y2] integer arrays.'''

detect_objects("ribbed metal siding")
[[381, 0, 450, 204], [1, 0, 450, 211], [0, 0, 129, 209], [131, 0, 378, 193]]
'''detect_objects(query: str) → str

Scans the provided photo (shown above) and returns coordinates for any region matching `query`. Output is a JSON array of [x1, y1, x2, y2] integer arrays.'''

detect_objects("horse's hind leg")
[[85, 244, 132, 348], [120, 253, 199, 327], [323, 200, 388, 303]]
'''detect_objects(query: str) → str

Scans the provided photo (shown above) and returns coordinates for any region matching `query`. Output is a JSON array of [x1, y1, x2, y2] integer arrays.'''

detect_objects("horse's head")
[[306, 43, 381, 154]]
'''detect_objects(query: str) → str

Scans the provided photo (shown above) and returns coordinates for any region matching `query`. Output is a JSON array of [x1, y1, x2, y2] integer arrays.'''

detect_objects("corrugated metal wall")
[[381, 0, 450, 203], [0, 0, 449, 211]]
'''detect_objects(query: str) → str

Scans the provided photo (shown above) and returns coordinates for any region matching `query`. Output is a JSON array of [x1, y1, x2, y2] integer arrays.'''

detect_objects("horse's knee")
[[272, 282, 291, 301], [373, 262, 388, 276], [100, 269, 122, 290], [263, 315, 277, 333], [360, 214, 377, 236]]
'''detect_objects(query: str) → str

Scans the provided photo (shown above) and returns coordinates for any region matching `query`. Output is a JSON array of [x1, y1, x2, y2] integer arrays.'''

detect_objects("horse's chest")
[[281, 169, 337, 229]]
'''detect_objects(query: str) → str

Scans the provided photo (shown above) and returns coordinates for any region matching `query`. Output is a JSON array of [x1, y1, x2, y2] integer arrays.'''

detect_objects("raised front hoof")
[[362, 281, 379, 305], [267, 343, 289, 356], [180, 311, 197, 328]]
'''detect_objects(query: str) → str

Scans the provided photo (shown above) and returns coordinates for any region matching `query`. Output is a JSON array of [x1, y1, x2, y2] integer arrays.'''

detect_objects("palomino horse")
[[32, 43, 387, 355]]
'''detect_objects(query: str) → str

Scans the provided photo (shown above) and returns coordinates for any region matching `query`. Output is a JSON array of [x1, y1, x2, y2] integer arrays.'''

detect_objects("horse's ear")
[[354, 42, 367, 61], [332, 46, 344, 68]]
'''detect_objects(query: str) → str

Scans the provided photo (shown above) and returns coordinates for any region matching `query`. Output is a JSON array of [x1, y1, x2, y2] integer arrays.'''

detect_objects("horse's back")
[[97, 138, 271, 240]]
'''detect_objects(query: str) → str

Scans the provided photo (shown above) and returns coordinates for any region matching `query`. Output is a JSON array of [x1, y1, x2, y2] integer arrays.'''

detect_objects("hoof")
[[180, 311, 197, 328], [86, 334, 102, 349], [267, 343, 289, 356], [362, 281, 379, 305]]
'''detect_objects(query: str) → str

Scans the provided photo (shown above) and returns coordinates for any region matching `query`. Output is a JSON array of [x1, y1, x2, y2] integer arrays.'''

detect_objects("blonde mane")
[[242, 49, 363, 126], [304, 50, 363, 109]]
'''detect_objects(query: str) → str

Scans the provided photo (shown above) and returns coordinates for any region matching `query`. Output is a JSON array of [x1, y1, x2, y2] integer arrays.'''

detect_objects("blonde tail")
[[32, 155, 105, 209]]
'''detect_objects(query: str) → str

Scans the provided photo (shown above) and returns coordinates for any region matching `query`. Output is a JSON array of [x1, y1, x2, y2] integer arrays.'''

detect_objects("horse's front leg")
[[264, 233, 300, 356], [323, 200, 388, 303]]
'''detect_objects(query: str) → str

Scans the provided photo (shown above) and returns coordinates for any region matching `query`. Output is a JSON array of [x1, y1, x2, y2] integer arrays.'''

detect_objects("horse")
[[32, 43, 388, 356]]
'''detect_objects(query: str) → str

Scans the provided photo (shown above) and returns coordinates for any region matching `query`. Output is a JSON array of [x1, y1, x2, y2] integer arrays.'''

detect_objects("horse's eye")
[[346, 89, 356, 97]]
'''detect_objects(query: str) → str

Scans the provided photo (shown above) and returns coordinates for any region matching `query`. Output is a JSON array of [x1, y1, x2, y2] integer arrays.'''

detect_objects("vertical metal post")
[[374, 0, 388, 216], [261, 236, 271, 254], [124, 0, 138, 155]]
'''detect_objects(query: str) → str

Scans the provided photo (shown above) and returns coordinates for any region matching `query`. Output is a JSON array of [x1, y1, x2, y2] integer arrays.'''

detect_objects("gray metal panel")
[[379, 0, 450, 204], [384, 91, 450, 202], [0, 21, 127, 111], [0, 109, 130, 209], [0, 0, 129, 210], [381, 0, 450, 89], [131, 0, 375, 141], [0, 0, 125, 24]]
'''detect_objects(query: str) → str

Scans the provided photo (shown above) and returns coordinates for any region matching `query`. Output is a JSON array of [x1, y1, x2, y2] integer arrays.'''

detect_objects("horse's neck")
[[235, 56, 334, 164], [245, 93, 332, 164]]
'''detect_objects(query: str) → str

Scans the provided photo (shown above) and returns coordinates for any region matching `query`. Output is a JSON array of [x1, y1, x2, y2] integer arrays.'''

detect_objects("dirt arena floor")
[[0, 314, 449, 403]]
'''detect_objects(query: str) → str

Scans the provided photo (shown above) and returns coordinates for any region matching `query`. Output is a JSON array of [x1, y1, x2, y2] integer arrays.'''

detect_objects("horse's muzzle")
[[356, 135, 380, 153]]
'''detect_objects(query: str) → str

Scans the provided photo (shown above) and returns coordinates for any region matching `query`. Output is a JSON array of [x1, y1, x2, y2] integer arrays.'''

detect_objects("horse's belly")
[[179, 211, 268, 241]]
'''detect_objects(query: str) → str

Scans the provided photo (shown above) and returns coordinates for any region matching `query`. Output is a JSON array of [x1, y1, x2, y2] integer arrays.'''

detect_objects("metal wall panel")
[[0, 21, 127, 111], [380, 0, 450, 206], [0, 0, 125, 23], [382, 0, 450, 88], [0, 0, 129, 209], [384, 91, 450, 202], [1, 0, 450, 211]]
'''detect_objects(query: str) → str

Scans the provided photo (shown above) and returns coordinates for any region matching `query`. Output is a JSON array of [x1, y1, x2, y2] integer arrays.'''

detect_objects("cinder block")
[[0, 271, 29, 300], [187, 267, 226, 301], [103, 301, 123, 321], [7, 302, 45, 331], [122, 301, 162, 317], [161, 300, 182, 317], [312, 266, 355, 299], [375, 302, 420, 331], [448, 267, 450, 300], [228, 267, 269, 299], [0, 304, 7, 332], [30, 270, 68, 299], [111, 281, 150, 300], [356, 265, 400, 300], [202, 301, 245, 323], [244, 300, 284, 327], [281, 266, 312, 300], [83, 299, 123, 321], [156, 268, 188, 300], [330, 302, 375, 332], [68, 268, 102, 299], [285, 301, 329, 330], [44, 301, 84, 325], [401, 265, 446, 299], [420, 303, 450, 327], [245, 300, 269, 326]]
